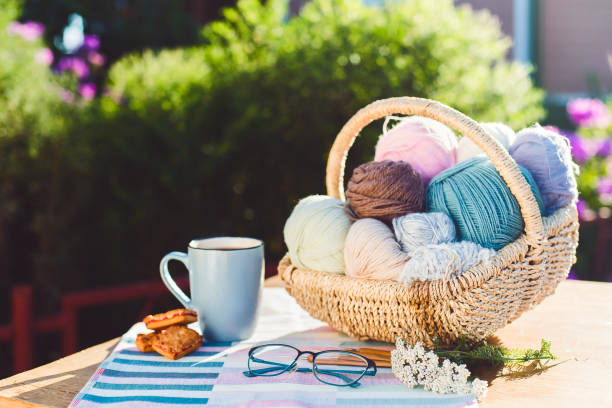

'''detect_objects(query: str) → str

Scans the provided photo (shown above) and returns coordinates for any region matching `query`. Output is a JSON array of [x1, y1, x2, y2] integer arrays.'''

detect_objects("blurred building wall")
[[458, 0, 612, 95], [539, 0, 612, 94]]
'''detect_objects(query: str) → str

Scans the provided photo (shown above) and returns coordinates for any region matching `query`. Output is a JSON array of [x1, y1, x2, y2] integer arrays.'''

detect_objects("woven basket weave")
[[279, 97, 579, 347]]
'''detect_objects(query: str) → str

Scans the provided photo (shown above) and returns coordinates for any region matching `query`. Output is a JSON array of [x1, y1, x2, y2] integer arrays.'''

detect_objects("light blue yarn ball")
[[398, 241, 496, 283], [426, 156, 545, 250], [509, 126, 579, 214], [392, 212, 456, 254]]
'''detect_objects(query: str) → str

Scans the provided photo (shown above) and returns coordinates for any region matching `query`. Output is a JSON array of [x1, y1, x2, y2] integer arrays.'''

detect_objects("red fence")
[[1, 264, 277, 374]]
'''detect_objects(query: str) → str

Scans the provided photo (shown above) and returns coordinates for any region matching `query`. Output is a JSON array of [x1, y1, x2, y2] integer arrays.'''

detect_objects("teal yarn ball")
[[426, 157, 545, 250]]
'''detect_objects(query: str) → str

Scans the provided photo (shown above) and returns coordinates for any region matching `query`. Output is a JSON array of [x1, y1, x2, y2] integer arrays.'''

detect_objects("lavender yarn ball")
[[509, 126, 579, 214]]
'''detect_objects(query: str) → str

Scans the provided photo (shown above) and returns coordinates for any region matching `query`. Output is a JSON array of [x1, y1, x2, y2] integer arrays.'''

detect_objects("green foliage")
[[3, 0, 546, 299], [92, 0, 544, 272], [0, 0, 81, 316], [0, 0, 68, 149]]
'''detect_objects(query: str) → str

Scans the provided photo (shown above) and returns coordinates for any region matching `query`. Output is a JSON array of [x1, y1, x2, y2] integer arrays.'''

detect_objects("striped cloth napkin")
[[69, 288, 478, 407]]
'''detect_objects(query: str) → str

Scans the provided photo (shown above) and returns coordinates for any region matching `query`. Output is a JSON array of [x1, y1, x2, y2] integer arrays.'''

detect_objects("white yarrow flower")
[[391, 338, 488, 400]]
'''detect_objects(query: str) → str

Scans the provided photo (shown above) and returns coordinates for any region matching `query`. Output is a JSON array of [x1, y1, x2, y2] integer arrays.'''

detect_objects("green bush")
[[7, 0, 547, 297], [0, 0, 75, 300], [0, 0, 69, 146]]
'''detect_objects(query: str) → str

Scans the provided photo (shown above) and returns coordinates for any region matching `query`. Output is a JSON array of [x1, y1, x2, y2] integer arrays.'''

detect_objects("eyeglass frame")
[[243, 343, 377, 387]]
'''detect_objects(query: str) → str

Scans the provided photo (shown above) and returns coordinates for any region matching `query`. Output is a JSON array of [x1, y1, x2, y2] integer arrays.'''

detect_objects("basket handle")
[[325, 97, 545, 243]]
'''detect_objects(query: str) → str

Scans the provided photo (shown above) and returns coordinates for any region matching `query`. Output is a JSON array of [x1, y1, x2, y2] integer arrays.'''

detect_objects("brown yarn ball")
[[345, 160, 425, 224]]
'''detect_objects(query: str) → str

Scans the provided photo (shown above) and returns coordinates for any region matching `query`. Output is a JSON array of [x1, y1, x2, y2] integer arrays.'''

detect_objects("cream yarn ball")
[[456, 123, 516, 163], [344, 218, 408, 280], [283, 195, 352, 274]]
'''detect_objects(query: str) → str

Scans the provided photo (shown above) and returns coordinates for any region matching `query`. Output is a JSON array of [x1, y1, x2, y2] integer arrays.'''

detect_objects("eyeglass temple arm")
[[250, 356, 291, 367]]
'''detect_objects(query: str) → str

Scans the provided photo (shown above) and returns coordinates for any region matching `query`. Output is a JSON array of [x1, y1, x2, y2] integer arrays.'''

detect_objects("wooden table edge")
[[1, 279, 611, 408], [0, 276, 285, 408], [0, 395, 49, 408]]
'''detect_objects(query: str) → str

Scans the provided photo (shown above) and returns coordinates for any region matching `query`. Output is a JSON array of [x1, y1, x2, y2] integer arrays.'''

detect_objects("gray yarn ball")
[[392, 212, 456, 254]]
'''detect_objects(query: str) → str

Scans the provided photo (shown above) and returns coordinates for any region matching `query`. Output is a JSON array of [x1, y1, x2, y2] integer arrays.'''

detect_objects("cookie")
[[143, 308, 198, 330], [135, 332, 156, 353], [152, 325, 203, 360]]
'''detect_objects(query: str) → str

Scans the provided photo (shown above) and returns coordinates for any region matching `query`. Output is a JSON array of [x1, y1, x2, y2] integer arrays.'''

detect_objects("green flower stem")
[[432, 338, 555, 368]]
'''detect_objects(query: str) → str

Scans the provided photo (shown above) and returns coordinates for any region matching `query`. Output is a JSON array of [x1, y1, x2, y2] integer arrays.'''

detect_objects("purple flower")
[[567, 98, 611, 128], [87, 51, 106, 67], [71, 58, 89, 78], [566, 269, 578, 280], [596, 139, 612, 157], [576, 199, 590, 220], [79, 82, 97, 101], [56, 57, 90, 79], [35, 48, 54, 66], [81, 34, 100, 51], [7, 21, 45, 41], [57, 57, 71, 72], [598, 177, 612, 195], [566, 133, 594, 163]]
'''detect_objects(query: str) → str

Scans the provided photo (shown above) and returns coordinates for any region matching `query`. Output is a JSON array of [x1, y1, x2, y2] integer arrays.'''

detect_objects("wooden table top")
[[1, 278, 611, 408]]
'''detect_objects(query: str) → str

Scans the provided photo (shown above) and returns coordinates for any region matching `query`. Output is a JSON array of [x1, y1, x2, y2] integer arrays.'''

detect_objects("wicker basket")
[[279, 97, 579, 347]]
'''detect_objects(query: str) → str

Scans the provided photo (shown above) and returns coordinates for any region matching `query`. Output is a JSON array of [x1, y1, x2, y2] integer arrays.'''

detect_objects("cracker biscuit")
[[135, 332, 156, 352], [152, 325, 203, 360], [143, 308, 198, 330]]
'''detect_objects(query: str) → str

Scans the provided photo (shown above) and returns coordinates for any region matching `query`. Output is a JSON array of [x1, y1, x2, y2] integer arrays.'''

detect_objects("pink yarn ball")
[[374, 116, 458, 185]]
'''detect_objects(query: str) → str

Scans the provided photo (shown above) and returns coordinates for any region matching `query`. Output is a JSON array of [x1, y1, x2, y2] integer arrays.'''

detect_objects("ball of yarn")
[[345, 160, 424, 225], [456, 123, 516, 163], [344, 218, 408, 280], [283, 195, 352, 274], [374, 116, 458, 185], [392, 212, 456, 253], [426, 156, 545, 250], [509, 126, 579, 214], [398, 242, 496, 283]]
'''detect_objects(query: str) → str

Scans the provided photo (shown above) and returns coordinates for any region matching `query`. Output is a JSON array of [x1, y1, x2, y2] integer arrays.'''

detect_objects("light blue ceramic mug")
[[160, 237, 264, 342]]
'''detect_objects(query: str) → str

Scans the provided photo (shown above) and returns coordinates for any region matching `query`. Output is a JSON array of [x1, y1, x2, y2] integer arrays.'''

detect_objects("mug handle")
[[160, 251, 192, 309]]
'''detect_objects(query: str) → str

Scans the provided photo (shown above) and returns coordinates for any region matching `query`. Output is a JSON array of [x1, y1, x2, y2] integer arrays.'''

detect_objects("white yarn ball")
[[398, 241, 495, 283], [283, 195, 352, 274], [456, 123, 516, 163], [392, 212, 456, 253]]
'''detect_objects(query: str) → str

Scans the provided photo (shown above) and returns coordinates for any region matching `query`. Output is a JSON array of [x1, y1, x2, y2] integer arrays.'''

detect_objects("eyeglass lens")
[[249, 345, 300, 376], [248, 345, 370, 386], [313, 351, 369, 386]]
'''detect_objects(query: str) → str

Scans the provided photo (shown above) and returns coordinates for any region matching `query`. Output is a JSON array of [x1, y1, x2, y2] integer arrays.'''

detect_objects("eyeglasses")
[[243, 344, 377, 387]]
